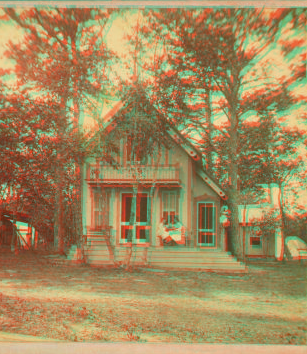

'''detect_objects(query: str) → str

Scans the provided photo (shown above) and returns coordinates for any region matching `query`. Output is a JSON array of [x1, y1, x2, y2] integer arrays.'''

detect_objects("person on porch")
[[158, 216, 184, 246]]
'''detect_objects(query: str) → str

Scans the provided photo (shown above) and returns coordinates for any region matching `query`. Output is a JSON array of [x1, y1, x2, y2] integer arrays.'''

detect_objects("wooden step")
[[149, 253, 235, 259], [151, 248, 232, 254], [151, 247, 228, 252], [150, 265, 246, 272], [149, 253, 237, 261], [149, 261, 245, 268], [149, 259, 240, 265], [149, 259, 243, 266], [86, 259, 114, 266], [149, 250, 233, 256], [83, 244, 244, 271]]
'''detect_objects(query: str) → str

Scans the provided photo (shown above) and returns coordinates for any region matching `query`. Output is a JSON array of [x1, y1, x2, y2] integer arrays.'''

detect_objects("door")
[[197, 202, 216, 247], [121, 193, 151, 244]]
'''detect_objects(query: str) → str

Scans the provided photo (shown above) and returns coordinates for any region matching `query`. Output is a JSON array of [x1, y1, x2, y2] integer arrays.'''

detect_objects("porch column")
[[151, 187, 159, 247], [82, 163, 89, 236], [115, 188, 120, 246], [220, 227, 228, 252], [110, 189, 116, 246]]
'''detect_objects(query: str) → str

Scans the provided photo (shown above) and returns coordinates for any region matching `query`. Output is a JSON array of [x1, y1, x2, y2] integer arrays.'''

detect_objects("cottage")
[[238, 184, 283, 260], [79, 92, 245, 271]]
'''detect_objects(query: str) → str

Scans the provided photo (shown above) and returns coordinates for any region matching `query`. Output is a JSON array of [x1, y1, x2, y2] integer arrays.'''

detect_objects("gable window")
[[92, 189, 110, 230], [126, 136, 148, 165], [162, 190, 179, 226]]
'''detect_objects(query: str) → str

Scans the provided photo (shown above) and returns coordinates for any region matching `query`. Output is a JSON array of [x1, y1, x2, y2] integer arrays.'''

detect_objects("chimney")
[[269, 183, 281, 209]]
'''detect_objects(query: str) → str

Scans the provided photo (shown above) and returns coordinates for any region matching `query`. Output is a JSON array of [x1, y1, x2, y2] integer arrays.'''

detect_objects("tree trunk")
[[278, 183, 286, 261], [228, 101, 242, 258], [54, 173, 65, 255], [205, 85, 214, 174], [54, 90, 70, 255], [72, 90, 84, 260], [125, 184, 139, 269]]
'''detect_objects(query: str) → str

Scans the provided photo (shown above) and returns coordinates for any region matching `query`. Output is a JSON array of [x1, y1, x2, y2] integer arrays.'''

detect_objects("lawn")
[[0, 248, 306, 344]]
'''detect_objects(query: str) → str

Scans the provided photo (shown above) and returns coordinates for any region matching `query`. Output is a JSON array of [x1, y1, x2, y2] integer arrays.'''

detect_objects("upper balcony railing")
[[86, 163, 180, 185]]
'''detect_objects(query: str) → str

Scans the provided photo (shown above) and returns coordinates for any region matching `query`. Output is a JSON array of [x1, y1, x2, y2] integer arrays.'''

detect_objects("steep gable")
[[86, 88, 227, 200], [98, 91, 202, 163]]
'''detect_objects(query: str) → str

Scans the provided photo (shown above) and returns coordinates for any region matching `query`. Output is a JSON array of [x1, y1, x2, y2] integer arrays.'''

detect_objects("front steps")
[[148, 248, 246, 272], [81, 236, 246, 272], [85, 243, 149, 266]]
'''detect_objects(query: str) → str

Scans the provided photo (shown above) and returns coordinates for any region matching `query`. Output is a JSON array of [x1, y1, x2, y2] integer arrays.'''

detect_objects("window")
[[126, 136, 148, 165], [162, 191, 179, 226], [197, 202, 216, 246], [250, 237, 261, 246], [250, 227, 262, 247], [92, 189, 110, 230]]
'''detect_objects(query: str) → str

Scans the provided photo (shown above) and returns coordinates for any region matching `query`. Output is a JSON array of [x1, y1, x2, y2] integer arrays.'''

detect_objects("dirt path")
[[0, 250, 306, 343]]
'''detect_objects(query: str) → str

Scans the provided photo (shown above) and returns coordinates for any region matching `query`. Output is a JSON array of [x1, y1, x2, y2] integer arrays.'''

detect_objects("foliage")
[[138, 8, 307, 256], [2, 7, 116, 252]]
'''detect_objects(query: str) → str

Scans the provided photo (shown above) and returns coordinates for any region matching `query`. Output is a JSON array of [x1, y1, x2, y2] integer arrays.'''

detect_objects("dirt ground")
[[0, 248, 306, 344]]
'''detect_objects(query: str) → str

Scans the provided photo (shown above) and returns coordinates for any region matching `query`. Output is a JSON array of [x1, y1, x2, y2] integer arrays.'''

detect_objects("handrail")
[[87, 164, 180, 183]]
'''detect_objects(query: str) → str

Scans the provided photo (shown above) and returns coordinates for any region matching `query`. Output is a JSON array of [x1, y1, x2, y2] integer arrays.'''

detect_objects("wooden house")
[[79, 92, 245, 271], [239, 184, 283, 260]]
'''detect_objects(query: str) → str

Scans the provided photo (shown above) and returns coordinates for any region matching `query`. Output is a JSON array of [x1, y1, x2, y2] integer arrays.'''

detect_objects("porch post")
[[220, 227, 229, 252], [115, 188, 120, 246], [110, 189, 116, 246], [220, 206, 231, 251], [151, 187, 159, 247]]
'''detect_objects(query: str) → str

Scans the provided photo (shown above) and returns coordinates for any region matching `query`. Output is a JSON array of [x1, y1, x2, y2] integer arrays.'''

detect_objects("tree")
[[0, 73, 91, 247], [4, 7, 115, 254], [239, 105, 306, 259], [142, 8, 305, 257]]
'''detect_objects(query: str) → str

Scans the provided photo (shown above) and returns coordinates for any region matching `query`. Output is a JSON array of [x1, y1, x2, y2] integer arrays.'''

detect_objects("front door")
[[121, 193, 151, 244], [197, 202, 216, 247]]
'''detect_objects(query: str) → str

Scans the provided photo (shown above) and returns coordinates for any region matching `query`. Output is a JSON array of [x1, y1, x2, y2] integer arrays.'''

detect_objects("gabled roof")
[[238, 204, 280, 225], [100, 88, 202, 162], [95, 87, 228, 200]]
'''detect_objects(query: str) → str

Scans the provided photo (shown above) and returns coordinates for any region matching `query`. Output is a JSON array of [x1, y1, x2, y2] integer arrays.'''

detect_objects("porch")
[[82, 234, 246, 272]]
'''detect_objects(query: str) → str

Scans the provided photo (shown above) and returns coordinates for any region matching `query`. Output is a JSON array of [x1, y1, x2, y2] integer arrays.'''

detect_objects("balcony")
[[86, 164, 180, 185]]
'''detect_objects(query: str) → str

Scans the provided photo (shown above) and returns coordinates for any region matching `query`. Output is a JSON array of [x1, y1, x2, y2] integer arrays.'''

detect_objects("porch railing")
[[87, 164, 180, 184]]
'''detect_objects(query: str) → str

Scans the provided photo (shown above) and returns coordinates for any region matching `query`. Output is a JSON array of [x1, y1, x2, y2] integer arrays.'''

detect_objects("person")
[[158, 218, 175, 246], [166, 216, 181, 243]]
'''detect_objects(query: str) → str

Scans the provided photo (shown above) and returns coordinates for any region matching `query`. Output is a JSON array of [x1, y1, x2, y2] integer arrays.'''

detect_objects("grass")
[[0, 248, 306, 343]]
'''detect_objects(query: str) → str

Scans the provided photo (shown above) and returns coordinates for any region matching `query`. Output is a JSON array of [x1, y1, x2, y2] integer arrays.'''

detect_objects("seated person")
[[158, 218, 169, 239], [158, 217, 184, 246]]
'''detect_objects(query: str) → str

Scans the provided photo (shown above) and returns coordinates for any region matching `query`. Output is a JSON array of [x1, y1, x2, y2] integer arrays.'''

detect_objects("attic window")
[[126, 136, 148, 165]]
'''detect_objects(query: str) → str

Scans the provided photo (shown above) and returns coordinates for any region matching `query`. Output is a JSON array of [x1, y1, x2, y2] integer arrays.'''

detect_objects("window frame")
[[249, 227, 263, 248], [91, 188, 110, 231], [161, 190, 180, 227], [125, 136, 150, 166]]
